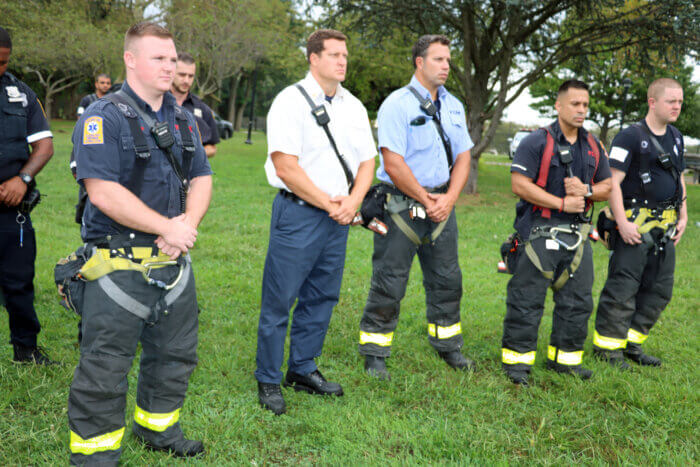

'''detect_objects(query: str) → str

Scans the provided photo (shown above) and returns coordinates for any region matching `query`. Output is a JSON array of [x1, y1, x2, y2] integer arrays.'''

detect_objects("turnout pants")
[[359, 208, 463, 357], [67, 261, 198, 465], [594, 232, 675, 351], [0, 210, 40, 347], [255, 193, 349, 384], [502, 232, 594, 372]]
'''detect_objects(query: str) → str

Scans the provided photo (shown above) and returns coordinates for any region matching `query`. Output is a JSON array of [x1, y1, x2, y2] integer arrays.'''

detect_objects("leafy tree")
[[318, 0, 699, 192]]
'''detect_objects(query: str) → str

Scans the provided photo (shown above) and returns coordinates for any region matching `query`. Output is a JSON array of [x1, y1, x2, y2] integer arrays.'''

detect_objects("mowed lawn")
[[1, 119, 698, 465]]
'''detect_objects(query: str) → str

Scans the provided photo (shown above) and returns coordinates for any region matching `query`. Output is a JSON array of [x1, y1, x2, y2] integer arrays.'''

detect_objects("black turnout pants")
[[359, 208, 463, 357], [502, 234, 594, 370], [68, 264, 198, 465], [595, 232, 675, 348]]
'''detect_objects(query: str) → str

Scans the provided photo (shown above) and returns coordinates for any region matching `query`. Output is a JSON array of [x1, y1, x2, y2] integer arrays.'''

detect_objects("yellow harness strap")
[[626, 207, 677, 234], [80, 247, 174, 281]]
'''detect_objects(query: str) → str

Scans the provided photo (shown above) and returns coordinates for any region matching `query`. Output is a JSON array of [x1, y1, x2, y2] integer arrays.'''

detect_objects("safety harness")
[[524, 223, 591, 291]]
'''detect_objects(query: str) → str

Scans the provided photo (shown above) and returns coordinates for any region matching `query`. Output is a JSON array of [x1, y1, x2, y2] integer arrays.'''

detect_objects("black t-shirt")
[[181, 93, 220, 146], [608, 121, 685, 203], [510, 120, 611, 239]]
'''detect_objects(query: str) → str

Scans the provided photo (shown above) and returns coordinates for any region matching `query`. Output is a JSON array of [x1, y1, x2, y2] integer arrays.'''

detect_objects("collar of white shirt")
[[300, 72, 347, 104]]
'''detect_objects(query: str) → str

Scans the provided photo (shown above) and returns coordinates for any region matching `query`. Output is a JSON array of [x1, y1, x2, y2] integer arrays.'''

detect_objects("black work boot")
[[502, 363, 530, 386], [283, 369, 343, 396], [13, 344, 58, 365], [593, 347, 630, 370], [546, 360, 593, 380], [258, 382, 286, 415], [624, 343, 662, 367], [133, 422, 204, 458], [364, 355, 390, 380], [437, 350, 476, 371]]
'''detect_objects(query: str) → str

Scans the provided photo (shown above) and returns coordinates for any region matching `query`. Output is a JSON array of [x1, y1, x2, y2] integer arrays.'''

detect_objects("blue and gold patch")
[[83, 116, 104, 145]]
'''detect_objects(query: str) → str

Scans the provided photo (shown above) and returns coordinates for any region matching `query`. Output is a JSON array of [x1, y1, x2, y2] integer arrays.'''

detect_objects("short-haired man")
[[76, 73, 112, 117], [0, 26, 55, 364], [358, 35, 475, 381], [67, 22, 212, 464], [171, 52, 220, 158], [593, 78, 687, 368], [501, 80, 612, 386], [256, 29, 376, 414]]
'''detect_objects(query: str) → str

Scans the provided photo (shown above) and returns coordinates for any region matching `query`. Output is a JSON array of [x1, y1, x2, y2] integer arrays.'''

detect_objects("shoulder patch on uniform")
[[609, 146, 628, 163], [83, 116, 104, 145], [193, 108, 203, 118]]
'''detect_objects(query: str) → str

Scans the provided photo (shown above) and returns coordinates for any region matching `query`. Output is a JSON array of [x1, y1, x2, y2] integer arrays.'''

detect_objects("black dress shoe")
[[143, 437, 205, 457], [364, 355, 390, 380], [546, 360, 593, 380], [258, 382, 286, 415], [624, 343, 662, 367], [438, 350, 476, 371], [283, 369, 343, 396], [593, 348, 630, 370], [13, 344, 58, 365]]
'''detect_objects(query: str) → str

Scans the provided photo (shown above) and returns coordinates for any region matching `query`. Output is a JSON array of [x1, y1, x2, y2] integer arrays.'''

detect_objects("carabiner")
[[549, 227, 582, 251], [141, 260, 183, 290]]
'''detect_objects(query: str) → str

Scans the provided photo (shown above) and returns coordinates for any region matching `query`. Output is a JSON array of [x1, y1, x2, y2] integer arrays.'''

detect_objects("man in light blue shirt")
[[359, 34, 475, 380]]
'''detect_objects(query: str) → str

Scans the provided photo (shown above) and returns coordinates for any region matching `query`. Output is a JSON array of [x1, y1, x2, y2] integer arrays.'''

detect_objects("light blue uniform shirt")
[[376, 75, 473, 188]]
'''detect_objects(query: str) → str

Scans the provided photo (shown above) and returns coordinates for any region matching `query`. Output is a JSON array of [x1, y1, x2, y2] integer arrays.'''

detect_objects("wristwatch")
[[584, 183, 592, 198], [19, 172, 33, 185]]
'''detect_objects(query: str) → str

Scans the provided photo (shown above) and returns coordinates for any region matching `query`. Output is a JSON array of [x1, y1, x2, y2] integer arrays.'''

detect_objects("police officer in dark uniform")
[[171, 52, 220, 158], [501, 80, 612, 386], [593, 78, 687, 368], [67, 22, 212, 465], [0, 27, 55, 364], [76, 73, 112, 118]]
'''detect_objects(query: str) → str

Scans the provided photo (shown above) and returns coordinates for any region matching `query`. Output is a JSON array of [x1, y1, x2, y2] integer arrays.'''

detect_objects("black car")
[[214, 112, 233, 139]]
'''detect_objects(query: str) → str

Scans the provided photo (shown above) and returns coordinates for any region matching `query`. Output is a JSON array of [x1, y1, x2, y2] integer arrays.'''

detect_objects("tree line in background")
[[2, 0, 698, 192]]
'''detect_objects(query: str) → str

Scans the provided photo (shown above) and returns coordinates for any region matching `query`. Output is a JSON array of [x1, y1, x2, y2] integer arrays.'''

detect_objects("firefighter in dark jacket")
[[593, 78, 687, 369], [67, 22, 212, 465], [0, 26, 55, 365], [501, 80, 612, 386]]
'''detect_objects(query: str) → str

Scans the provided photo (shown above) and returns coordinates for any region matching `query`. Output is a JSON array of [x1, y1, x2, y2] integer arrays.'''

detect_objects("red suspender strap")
[[586, 132, 601, 212], [534, 128, 555, 218]]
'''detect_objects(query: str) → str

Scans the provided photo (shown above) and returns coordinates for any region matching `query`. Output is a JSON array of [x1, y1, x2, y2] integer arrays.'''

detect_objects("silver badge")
[[641, 140, 649, 149], [5, 86, 20, 98], [194, 108, 202, 118]]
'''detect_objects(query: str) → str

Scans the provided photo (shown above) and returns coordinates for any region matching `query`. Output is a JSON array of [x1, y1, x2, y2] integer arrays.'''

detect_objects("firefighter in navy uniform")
[[501, 80, 612, 386], [0, 27, 55, 364], [593, 78, 688, 368], [170, 52, 220, 158], [67, 23, 212, 465]]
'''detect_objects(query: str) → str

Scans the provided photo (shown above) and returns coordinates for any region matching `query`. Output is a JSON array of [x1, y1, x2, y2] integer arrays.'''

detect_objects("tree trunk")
[[463, 116, 485, 194], [235, 77, 252, 131], [227, 73, 241, 123], [599, 115, 612, 147], [43, 87, 54, 121]]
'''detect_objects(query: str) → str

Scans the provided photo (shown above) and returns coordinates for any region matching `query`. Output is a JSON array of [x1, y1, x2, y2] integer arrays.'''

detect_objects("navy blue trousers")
[[0, 209, 40, 347], [255, 193, 349, 384]]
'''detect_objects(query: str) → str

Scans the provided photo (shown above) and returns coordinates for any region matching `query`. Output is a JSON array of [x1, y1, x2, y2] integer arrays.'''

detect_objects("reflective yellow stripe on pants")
[[501, 348, 536, 365], [70, 427, 125, 455], [547, 346, 583, 365], [627, 328, 649, 344], [359, 331, 393, 347], [593, 330, 627, 350], [428, 322, 461, 339], [134, 406, 180, 432]]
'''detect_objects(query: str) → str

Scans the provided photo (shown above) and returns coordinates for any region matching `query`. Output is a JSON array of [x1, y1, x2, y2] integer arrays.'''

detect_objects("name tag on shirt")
[[194, 108, 203, 118]]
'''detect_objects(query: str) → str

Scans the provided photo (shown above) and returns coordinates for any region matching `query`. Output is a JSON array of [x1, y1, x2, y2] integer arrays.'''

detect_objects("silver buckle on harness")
[[141, 260, 184, 290], [549, 227, 582, 251]]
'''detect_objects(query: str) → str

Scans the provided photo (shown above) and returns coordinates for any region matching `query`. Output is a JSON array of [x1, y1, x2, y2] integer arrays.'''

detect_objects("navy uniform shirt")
[[607, 121, 685, 203], [77, 93, 98, 117], [73, 81, 211, 241], [0, 72, 52, 183], [181, 93, 220, 146], [510, 120, 611, 239], [376, 75, 473, 188]]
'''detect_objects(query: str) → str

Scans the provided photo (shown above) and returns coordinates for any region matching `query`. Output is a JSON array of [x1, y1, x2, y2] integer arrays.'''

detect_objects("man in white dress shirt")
[[255, 29, 376, 415]]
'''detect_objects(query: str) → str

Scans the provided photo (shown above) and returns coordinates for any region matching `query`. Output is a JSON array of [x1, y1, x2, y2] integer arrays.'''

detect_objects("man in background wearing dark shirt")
[[76, 73, 112, 117], [171, 52, 220, 158]]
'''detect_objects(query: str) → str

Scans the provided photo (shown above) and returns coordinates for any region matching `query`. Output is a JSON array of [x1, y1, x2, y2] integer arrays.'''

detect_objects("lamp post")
[[245, 67, 259, 145], [619, 77, 633, 130]]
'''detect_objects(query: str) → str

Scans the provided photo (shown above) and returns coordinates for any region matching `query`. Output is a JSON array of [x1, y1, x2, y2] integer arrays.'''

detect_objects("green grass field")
[[1, 119, 698, 465]]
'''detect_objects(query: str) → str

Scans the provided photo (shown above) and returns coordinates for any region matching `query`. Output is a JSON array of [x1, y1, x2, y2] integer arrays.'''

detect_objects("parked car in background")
[[214, 112, 234, 139], [508, 129, 533, 159]]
